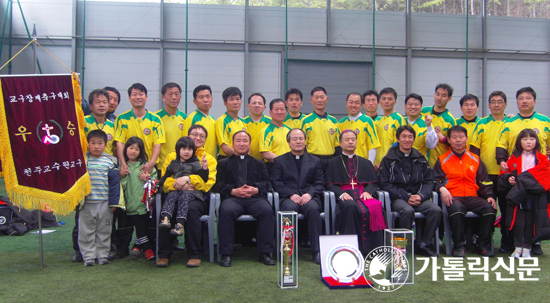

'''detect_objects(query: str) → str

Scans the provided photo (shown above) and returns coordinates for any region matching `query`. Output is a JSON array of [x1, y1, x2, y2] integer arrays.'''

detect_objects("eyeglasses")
[[489, 100, 505, 105], [189, 133, 206, 139]]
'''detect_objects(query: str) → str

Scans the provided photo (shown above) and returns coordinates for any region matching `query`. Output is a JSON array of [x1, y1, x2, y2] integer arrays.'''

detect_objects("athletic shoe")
[[452, 246, 465, 257], [511, 248, 522, 258], [131, 247, 141, 259], [532, 243, 543, 255], [71, 251, 83, 262], [97, 258, 109, 265], [144, 249, 155, 261], [170, 223, 184, 236], [522, 250, 532, 258], [84, 259, 95, 267]]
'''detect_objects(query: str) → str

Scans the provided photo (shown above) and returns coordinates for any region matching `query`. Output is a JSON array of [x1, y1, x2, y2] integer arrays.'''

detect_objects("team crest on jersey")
[[107, 134, 113, 141], [384, 124, 389, 131], [143, 128, 151, 135], [435, 126, 441, 132], [470, 165, 475, 172], [513, 163, 517, 168], [179, 123, 184, 130], [354, 129, 360, 135], [534, 128, 540, 134], [329, 128, 335, 135]]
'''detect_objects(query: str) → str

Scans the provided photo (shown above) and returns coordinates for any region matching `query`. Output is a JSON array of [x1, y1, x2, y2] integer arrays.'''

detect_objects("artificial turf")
[[1, 177, 548, 302]]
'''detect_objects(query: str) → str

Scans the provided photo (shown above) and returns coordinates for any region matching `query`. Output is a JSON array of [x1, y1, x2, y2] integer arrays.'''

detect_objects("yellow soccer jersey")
[[284, 112, 306, 130], [301, 112, 339, 156], [421, 106, 456, 167], [497, 112, 550, 156], [114, 110, 166, 160], [243, 115, 272, 160], [374, 112, 406, 165], [215, 113, 247, 157], [259, 123, 291, 162], [471, 115, 508, 175], [183, 110, 217, 158], [338, 115, 380, 159], [455, 116, 480, 145], [84, 115, 116, 155], [155, 108, 188, 168], [407, 117, 429, 161]]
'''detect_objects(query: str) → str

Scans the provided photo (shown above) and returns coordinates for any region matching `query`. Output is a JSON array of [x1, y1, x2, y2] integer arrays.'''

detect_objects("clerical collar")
[[462, 116, 478, 123], [349, 113, 362, 121], [240, 155, 245, 160], [295, 155, 301, 159], [396, 148, 411, 157], [342, 152, 355, 158]]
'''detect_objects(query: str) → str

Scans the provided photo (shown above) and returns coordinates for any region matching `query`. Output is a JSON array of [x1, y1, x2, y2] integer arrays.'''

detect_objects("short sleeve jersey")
[[455, 116, 480, 145], [259, 123, 291, 162], [471, 115, 508, 175], [243, 115, 272, 160], [215, 113, 247, 157], [183, 110, 217, 158], [301, 112, 339, 156], [284, 112, 306, 130], [421, 106, 456, 167], [114, 110, 166, 160], [84, 115, 115, 155], [338, 114, 380, 159], [407, 117, 430, 161], [497, 112, 550, 157], [155, 108, 188, 168], [374, 112, 406, 165]]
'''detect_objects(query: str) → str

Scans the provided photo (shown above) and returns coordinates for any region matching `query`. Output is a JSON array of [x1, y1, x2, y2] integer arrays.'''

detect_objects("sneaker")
[[83, 259, 95, 267], [144, 249, 155, 261], [170, 223, 184, 236], [532, 243, 543, 256], [131, 247, 141, 259], [511, 248, 522, 258], [71, 251, 83, 262], [112, 250, 129, 259], [474, 245, 494, 257], [97, 258, 109, 265], [522, 248, 532, 258], [452, 246, 466, 258], [159, 216, 171, 229]]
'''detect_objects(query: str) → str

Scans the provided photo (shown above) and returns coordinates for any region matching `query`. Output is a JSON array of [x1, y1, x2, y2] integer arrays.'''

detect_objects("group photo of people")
[[76, 80, 550, 270]]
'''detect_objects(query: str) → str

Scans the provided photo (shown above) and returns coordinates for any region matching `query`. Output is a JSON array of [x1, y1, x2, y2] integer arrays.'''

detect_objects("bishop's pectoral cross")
[[350, 178, 357, 190]]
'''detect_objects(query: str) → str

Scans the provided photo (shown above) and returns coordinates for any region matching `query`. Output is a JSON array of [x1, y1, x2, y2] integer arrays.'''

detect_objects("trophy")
[[277, 211, 298, 288], [384, 228, 414, 284]]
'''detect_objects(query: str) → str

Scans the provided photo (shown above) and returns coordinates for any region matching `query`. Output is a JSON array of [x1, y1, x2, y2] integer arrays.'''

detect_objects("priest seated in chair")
[[325, 129, 386, 256]]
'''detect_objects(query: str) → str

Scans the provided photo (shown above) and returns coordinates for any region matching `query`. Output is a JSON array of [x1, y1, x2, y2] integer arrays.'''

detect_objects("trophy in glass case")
[[277, 211, 298, 288]]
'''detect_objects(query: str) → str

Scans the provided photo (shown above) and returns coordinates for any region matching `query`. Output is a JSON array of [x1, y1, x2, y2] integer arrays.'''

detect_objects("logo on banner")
[[38, 120, 63, 145]]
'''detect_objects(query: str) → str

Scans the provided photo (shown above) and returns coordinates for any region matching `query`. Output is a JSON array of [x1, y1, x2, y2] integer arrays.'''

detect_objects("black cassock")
[[325, 154, 385, 255]]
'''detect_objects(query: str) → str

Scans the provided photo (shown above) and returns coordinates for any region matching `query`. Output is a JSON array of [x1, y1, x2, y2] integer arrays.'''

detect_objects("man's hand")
[[300, 193, 312, 205], [340, 193, 353, 201], [500, 162, 509, 172], [173, 176, 190, 191], [140, 161, 155, 175], [408, 194, 421, 206], [360, 191, 373, 201], [120, 163, 129, 178], [374, 164, 380, 173], [435, 127, 445, 142], [231, 184, 258, 198], [508, 176, 516, 185], [242, 185, 259, 198], [487, 197, 497, 210], [440, 187, 453, 206], [290, 194, 301, 204], [201, 154, 208, 170], [425, 114, 433, 127]]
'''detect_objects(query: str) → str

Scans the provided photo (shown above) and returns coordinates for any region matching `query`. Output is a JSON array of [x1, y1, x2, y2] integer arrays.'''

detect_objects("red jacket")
[[500, 151, 550, 191]]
